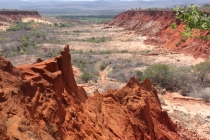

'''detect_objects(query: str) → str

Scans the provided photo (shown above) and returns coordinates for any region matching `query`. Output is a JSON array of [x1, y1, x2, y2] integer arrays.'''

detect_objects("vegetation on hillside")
[[171, 4, 210, 40], [141, 62, 210, 98], [7, 21, 34, 31], [201, 4, 210, 10], [1, 21, 59, 58], [56, 15, 115, 24]]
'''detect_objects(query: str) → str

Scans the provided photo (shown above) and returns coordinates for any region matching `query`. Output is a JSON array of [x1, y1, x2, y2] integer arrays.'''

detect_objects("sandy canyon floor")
[[6, 24, 210, 139]]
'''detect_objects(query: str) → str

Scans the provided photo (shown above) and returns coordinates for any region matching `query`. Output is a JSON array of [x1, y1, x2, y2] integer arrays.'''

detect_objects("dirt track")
[[160, 92, 210, 139]]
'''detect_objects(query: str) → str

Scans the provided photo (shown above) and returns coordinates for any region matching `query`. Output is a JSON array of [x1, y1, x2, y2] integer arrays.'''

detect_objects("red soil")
[[109, 10, 210, 59], [0, 45, 182, 139]]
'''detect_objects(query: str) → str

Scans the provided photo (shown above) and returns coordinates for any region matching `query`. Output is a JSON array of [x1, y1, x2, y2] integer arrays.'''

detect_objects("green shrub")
[[170, 23, 177, 30], [59, 22, 74, 27], [86, 36, 107, 43], [81, 72, 94, 82], [35, 31, 41, 38], [53, 23, 59, 26], [194, 60, 210, 83], [120, 50, 128, 53], [142, 64, 194, 93], [22, 34, 29, 41], [89, 49, 94, 54], [7, 22, 34, 31], [142, 64, 170, 86], [136, 70, 143, 81], [166, 67, 193, 93], [6, 25, 20, 31], [22, 40, 30, 47]]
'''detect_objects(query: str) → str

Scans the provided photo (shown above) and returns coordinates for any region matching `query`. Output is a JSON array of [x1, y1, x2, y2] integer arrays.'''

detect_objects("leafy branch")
[[171, 4, 210, 40]]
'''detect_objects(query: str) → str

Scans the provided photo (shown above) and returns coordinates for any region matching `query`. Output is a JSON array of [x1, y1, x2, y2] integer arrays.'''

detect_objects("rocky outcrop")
[[84, 77, 180, 140], [109, 10, 210, 59], [0, 45, 182, 139]]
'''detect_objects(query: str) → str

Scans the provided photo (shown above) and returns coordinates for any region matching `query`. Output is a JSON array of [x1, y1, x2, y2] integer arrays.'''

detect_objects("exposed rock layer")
[[109, 10, 210, 59], [0, 10, 41, 26], [0, 45, 181, 139]]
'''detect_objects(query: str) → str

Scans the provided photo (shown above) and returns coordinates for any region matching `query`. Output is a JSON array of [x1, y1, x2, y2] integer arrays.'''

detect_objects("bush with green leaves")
[[166, 66, 194, 95], [136, 70, 143, 81], [194, 60, 210, 83], [142, 64, 170, 86], [22, 40, 30, 47], [35, 31, 41, 38], [74, 59, 95, 83], [142, 64, 194, 94], [171, 4, 210, 40], [20, 34, 30, 47], [81, 72, 94, 83]]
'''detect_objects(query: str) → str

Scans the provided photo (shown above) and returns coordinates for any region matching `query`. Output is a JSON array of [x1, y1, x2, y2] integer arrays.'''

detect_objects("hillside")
[[109, 10, 210, 59], [0, 10, 41, 30]]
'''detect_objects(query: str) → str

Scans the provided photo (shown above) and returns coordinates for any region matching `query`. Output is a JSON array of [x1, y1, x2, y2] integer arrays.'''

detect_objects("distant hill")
[[0, 0, 209, 15], [0, 10, 45, 30]]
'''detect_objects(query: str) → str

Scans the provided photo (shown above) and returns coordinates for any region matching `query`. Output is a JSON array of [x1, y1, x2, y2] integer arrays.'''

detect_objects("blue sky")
[[19, 0, 167, 1]]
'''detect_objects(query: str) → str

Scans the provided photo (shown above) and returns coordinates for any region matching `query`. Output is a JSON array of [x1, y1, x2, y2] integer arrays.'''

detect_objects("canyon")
[[0, 10, 210, 140]]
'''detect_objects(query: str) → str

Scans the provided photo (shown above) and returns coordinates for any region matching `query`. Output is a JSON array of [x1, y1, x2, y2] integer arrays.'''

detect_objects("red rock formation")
[[109, 10, 210, 59], [84, 77, 180, 140], [0, 45, 182, 139]]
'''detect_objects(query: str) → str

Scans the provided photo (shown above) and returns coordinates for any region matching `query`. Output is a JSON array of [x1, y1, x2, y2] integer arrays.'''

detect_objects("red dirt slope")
[[109, 10, 210, 59], [0, 45, 182, 139]]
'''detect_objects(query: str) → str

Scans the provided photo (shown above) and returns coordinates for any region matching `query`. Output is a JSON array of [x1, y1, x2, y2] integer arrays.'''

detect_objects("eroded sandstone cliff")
[[0, 45, 181, 139], [109, 10, 210, 59]]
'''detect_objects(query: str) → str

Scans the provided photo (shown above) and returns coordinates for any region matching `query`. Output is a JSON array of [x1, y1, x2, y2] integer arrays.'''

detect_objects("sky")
[[0, 0, 209, 11], [19, 0, 167, 1]]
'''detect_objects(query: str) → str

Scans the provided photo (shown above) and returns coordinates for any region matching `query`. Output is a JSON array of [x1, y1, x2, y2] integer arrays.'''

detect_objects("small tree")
[[142, 64, 169, 86], [195, 60, 210, 83]]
